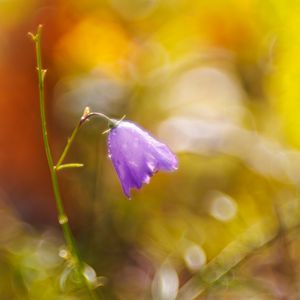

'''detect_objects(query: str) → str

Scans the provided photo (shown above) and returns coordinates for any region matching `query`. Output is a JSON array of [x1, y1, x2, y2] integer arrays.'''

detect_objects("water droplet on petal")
[[147, 161, 155, 172], [143, 175, 151, 184]]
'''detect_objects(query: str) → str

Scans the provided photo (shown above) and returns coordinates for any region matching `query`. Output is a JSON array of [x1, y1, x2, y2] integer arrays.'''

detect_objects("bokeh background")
[[1, 0, 300, 299]]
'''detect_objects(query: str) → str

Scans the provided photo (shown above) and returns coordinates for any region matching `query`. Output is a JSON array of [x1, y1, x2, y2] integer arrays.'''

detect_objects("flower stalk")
[[55, 121, 82, 170], [29, 25, 98, 299], [55, 109, 123, 171]]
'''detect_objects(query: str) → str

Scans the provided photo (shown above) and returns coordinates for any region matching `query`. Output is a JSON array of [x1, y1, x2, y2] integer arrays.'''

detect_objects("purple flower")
[[108, 121, 178, 198]]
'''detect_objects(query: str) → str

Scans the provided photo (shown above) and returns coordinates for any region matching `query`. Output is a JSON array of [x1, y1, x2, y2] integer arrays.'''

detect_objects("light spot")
[[184, 244, 206, 272], [152, 263, 179, 300], [162, 66, 245, 124], [209, 192, 237, 222], [147, 161, 156, 172], [128, 160, 138, 167], [118, 165, 126, 179], [58, 247, 69, 260], [143, 175, 151, 184], [83, 264, 97, 285], [58, 215, 68, 225]]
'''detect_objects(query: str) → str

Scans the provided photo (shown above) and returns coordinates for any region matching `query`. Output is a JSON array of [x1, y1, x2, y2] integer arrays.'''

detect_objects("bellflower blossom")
[[108, 120, 178, 198]]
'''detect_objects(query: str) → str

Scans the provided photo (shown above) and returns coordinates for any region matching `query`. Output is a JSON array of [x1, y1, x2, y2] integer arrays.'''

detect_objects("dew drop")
[[83, 264, 97, 285], [147, 161, 155, 172], [143, 175, 151, 184], [59, 247, 69, 260]]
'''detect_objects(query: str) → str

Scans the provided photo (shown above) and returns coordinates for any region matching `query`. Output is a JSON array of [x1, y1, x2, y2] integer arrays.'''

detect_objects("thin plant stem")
[[55, 163, 84, 171], [81, 112, 114, 124], [55, 122, 81, 170], [55, 110, 119, 170], [29, 25, 98, 300]]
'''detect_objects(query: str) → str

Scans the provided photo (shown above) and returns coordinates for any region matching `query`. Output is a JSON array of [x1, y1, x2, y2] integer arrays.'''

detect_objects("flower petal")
[[108, 121, 178, 197]]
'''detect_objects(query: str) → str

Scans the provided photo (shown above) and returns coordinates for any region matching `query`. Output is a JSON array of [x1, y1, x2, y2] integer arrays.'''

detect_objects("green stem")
[[55, 110, 118, 170], [29, 25, 98, 300], [55, 122, 81, 170], [81, 112, 115, 125], [55, 163, 84, 171]]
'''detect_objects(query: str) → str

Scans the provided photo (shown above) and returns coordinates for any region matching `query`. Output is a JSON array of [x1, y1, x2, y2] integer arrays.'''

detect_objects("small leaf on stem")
[[55, 163, 84, 171]]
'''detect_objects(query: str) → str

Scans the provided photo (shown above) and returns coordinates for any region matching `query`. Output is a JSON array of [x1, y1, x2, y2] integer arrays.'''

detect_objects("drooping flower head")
[[108, 120, 178, 198]]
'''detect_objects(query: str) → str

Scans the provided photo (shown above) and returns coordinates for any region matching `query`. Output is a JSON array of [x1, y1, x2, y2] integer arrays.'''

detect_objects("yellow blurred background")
[[1, 0, 300, 299]]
